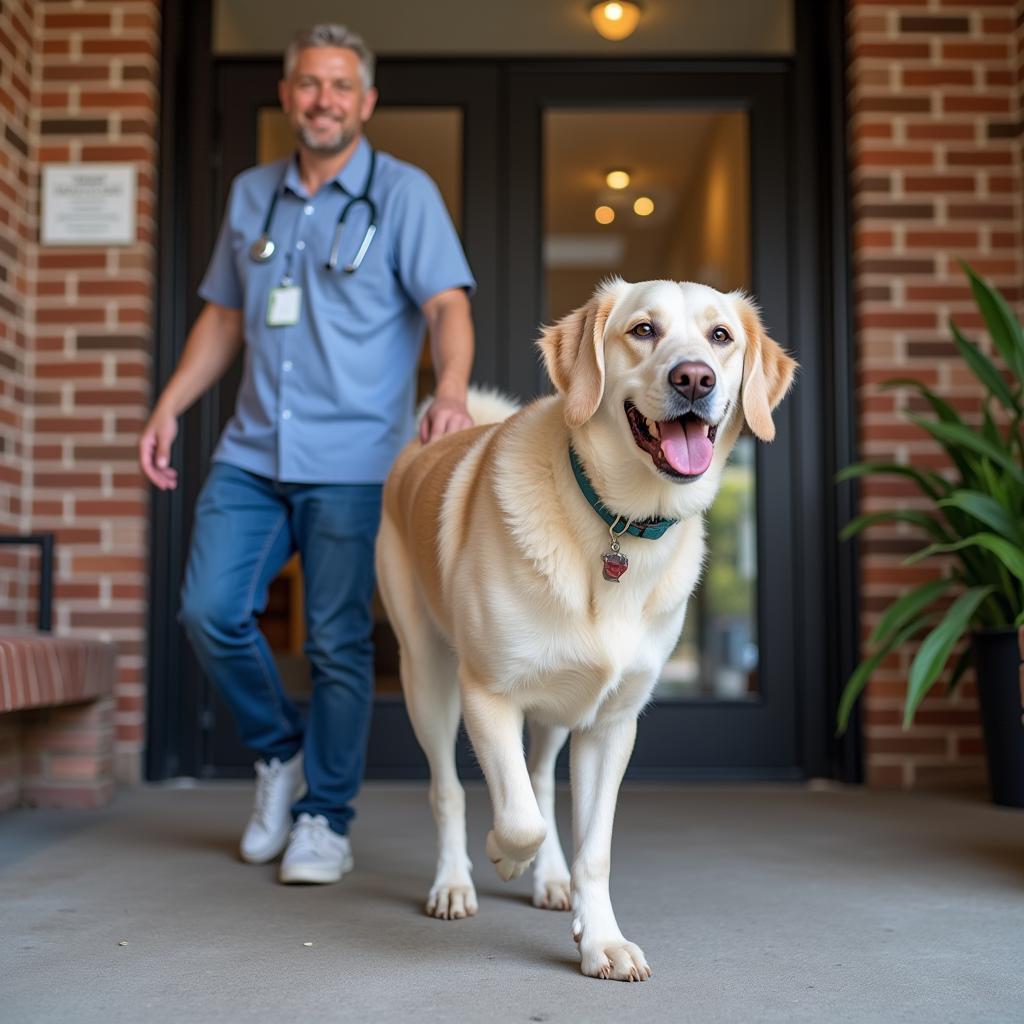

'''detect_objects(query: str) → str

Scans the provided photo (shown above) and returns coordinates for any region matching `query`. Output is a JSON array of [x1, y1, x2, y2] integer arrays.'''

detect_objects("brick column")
[[0, 1, 34, 626], [0, 1, 161, 783], [847, 1, 1024, 789]]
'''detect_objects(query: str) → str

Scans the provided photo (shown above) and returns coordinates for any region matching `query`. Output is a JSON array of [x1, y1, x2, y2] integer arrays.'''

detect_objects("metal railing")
[[0, 533, 55, 632]]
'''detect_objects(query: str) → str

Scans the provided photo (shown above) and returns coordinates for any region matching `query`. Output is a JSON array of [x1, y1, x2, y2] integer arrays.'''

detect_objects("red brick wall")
[[848, 0, 1024, 790], [0, 1, 34, 624], [2, 1, 161, 782], [1017, 1, 1024, 246]]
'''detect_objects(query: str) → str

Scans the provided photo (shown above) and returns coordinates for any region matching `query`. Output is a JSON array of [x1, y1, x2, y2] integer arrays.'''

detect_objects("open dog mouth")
[[625, 400, 718, 480]]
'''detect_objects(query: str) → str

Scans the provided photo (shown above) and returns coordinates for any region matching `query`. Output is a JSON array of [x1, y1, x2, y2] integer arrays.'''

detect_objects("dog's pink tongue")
[[659, 418, 713, 476]]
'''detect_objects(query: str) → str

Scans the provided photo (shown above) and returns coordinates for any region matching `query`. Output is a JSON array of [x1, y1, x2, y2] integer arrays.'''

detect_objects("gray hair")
[[283, 24, 375, 90]]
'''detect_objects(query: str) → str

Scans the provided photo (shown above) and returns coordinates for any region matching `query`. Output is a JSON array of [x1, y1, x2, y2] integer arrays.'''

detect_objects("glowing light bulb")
[[589, 1, 642, 42], [633, 196, 655, 216], [606, 170, 631, 190], [595, 205, 616, 225]]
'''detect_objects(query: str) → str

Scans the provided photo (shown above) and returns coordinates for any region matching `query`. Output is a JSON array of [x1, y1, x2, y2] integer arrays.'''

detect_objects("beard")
[[296, 116, 357, 156]]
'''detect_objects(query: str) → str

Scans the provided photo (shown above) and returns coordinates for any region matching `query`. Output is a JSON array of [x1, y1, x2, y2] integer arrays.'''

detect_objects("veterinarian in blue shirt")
[[138, 24, 475, 884]]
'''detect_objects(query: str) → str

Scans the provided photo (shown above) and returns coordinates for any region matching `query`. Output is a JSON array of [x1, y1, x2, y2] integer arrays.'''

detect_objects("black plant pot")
[[972, 628, 1024, 808]]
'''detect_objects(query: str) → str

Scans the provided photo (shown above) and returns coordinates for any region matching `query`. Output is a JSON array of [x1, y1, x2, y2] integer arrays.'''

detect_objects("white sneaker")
[[279, 813, 354, 884], [239, 751, 306, 864]]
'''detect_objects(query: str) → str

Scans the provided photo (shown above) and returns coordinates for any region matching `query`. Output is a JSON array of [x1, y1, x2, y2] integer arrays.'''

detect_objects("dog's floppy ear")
[[538, 280, 621, 428], [734, 295, 797, 443]]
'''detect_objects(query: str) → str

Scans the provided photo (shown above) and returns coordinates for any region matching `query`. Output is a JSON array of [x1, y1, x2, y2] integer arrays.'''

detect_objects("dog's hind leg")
[[405, 642, 477, 920], [527, 720, 571, 911], [376, 518, 476, 920]]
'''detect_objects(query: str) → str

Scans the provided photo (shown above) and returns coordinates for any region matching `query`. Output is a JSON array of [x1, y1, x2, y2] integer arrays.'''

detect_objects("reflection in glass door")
[[543, 109, 758, 702]]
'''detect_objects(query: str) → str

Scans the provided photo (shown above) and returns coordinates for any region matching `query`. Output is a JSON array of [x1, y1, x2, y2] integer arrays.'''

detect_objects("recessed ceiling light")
[[633, 196, 655, 216], [605, 169, 631, 190], [595, 205, 616, 225]]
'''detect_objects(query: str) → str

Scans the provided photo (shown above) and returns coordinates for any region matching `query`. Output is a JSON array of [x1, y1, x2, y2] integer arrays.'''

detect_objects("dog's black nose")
[[668, 361, 716, 402]]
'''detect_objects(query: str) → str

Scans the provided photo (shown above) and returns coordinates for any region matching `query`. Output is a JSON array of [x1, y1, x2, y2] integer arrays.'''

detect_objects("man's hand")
[[139, 409, 179, 490], [419, 395, 474, 443], [420, 289, 474, 443], [136, 302, 244, 491]]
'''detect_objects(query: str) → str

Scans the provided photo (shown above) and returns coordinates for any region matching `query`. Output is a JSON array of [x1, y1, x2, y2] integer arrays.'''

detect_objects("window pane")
[[543, 108, 757, 701]]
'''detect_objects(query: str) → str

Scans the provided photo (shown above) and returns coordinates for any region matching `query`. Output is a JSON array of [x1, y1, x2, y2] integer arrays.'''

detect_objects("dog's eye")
[[629, 322, 655, 340], [710, 326, 732, 345]]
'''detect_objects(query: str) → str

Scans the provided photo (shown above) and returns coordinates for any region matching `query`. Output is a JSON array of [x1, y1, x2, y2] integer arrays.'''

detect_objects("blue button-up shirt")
[[198, 138, 475, 483]]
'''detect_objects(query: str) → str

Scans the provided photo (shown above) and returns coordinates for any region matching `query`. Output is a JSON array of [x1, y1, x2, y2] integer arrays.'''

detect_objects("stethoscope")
[[248, 148, 378, 273]]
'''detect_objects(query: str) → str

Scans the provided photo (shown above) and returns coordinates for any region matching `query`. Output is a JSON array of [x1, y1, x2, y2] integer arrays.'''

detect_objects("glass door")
[[543, 107, 757, 704], [508, 66, 798, 775]]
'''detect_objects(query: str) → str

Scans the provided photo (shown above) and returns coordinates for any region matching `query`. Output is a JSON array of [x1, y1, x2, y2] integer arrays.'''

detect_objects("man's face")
[[279, 46, 378, 156]]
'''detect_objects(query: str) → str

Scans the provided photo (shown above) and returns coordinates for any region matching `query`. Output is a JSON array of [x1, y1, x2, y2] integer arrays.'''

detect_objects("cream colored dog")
[[375, 278, 796, 982]]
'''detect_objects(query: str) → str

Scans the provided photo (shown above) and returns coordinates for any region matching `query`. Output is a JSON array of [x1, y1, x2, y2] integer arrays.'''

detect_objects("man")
[[138, 24, 475, 884]]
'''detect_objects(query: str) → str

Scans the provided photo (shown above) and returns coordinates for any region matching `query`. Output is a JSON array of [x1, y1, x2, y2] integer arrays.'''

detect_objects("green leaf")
[[840, 510, 951, 544], [835, 461, 949, 501], [950, 322, 1020, 412], [975, 458, 1012, 509], [868, 577, 951, 647], [907, 415, 1024, 488], [903, 586, 996, 727], [938, 490, 1024, 547], [836, 614, 935, 735], [960, 261, 1024, 382], [945, 643, 974, 696], [907, 533, 1024, 587], [981, 401, 1003, 449]]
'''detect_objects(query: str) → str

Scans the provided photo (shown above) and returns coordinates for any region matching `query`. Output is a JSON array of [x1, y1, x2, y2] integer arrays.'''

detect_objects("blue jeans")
[[179, 462, 382, 836]]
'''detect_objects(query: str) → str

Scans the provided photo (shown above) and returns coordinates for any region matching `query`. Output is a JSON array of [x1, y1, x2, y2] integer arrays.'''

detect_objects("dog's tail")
[[416, 385, 519, 428], [466, 385, 519, 425]]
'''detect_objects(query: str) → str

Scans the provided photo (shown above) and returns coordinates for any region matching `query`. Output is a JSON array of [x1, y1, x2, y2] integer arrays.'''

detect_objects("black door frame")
[[149, 0, 860, 783]]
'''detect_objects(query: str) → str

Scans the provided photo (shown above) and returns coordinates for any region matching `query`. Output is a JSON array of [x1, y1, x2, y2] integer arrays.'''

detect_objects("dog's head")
[[538, 278, 796, 500]]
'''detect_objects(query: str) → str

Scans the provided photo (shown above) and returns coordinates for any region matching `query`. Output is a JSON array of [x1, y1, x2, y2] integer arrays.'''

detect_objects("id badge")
[[267, 285, 302, 327]]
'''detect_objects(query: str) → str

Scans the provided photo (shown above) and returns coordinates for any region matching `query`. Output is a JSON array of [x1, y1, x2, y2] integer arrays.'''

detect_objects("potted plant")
[[837, 263, 1024, 808]]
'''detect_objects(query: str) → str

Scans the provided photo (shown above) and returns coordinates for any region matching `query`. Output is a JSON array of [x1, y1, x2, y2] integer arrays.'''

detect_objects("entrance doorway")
[[149, 48, 852, 782]]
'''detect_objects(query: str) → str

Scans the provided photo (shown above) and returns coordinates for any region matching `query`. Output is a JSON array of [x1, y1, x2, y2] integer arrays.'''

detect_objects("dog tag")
[[267, 285, 302, 327], [602, 544, 628, 582]]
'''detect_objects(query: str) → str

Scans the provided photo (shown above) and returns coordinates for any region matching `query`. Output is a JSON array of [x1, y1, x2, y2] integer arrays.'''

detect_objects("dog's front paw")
[[533, 876, 571, 911], [578, 937, 652, 983], [426, 881, 478, 920], [485, 827, 543, 881]]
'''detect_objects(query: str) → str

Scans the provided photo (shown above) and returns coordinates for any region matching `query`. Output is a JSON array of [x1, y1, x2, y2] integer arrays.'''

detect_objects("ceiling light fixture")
[[595, 205, 616, 225], [589, 1, 643, 42], [633, 196, 655, 216], [605, 169, 631, 190]]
